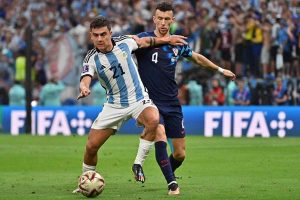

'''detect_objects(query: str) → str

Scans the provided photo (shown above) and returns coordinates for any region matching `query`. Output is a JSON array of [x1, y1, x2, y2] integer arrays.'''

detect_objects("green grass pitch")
[[0, 134, 299, 200]]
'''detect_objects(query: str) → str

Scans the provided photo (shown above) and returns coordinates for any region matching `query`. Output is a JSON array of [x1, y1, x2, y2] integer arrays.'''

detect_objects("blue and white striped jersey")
[[81, 36, 148, 108]]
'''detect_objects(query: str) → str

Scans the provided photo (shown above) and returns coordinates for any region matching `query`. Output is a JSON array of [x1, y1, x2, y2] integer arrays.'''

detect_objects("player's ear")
[[89, 31, 92, 39]]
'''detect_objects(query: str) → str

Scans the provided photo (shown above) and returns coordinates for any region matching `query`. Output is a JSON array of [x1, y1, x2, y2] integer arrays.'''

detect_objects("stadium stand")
[[0, 0, 299, 105]]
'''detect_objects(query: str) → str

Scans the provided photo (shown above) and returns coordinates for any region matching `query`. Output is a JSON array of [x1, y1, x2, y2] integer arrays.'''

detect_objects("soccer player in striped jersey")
[[132, 2, 236, 195], [73, 16, 187, 193]]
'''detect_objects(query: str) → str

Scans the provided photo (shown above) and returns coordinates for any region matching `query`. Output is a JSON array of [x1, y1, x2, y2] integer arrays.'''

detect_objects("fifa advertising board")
[[2, 106, 300, 137]]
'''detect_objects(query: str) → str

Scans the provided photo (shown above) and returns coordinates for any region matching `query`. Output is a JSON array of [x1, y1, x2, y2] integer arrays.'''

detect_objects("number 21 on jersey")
[[152, 52, 158, 63], [110, 64, 125, 79]]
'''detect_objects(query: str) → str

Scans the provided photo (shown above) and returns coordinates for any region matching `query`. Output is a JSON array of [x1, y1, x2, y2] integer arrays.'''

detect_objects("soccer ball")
[[78, 171, 105, 198]]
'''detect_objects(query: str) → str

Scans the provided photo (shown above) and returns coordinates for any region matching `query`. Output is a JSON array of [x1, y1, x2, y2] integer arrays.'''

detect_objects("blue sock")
[[169, 154, 183, 172], [155, 141, 175, 184]]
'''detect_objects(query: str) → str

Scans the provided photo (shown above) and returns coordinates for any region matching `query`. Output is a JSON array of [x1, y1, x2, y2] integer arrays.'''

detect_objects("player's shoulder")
[[177, 42, 193, 56], [137, 31, 154, 38], [113, 35, 132, 43], [83, 48, 98, 63]]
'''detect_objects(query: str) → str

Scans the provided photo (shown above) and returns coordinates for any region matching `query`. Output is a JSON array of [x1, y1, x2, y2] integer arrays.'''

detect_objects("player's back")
[[134, 32, 192, 105], [82, 36, 148, 108], [39, 82, 65, 106], [9, 84, 25, 106]]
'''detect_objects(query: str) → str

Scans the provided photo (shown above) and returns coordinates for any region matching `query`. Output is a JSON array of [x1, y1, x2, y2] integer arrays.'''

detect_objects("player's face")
[[153, 9, 174, 36], [238, 81, 244, 90], [90, 26, 113, 52]]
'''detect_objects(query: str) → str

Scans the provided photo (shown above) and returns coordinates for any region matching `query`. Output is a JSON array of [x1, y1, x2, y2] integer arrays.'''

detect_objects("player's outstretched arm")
[[131, 35, 187, 48], [190, 52, 236, 80], [77, 76, 92, 100]]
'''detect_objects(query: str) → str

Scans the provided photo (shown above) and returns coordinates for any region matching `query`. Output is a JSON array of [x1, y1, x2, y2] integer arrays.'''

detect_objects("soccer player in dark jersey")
[[132, 2, 236, 195]]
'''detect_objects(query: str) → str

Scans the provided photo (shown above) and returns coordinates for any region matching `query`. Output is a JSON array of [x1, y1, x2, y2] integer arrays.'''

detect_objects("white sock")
[[134, 138, 154, 166], [82, 162, 96, 173]]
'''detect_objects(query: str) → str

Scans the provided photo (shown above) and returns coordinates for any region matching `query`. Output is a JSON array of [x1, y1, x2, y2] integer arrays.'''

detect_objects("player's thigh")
[[134, 99, 159, 127], [92, 104, 128, 130], [86, 128, 116, 151]]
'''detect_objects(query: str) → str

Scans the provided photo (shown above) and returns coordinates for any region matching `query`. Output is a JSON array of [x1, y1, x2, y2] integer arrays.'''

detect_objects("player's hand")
[[77, 87, 90, 100], [130, 35, 139, 41], [168, 35, 187, 46], [223, 69, 236, 81]]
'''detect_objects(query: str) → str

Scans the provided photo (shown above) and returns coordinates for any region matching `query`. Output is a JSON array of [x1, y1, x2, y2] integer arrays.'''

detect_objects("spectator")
[[251, 16, 263, 77], [225, 80, 237, 105], [14, 50, 26, 82], [0, 49, 14, 86], [0, 80, 9, 105], [8, 80, 25, 106], [187, 80, 203, 105], [205, 78, 225, 105], [232, 78, 251, 105], [261, 18, 272, 78], [178, 83, 189, 105], [273, 77, 289, 105], [39, 77, 65, 106], [0, 0, 299, 106]]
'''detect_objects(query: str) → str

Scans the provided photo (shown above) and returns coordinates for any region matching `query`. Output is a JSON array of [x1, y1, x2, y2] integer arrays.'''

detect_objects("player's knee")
[[145, 116, 159, 131], [173, 150, 186, 161], [155, 129, 167, 142]]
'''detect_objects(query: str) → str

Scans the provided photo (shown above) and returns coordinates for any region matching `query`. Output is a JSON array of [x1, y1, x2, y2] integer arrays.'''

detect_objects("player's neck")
[[104, 43, 114, 53], [154, 29, 170, 38]]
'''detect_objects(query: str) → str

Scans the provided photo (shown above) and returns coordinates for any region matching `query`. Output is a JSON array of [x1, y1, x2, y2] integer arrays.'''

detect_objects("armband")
[[150, 37, 156, 47]]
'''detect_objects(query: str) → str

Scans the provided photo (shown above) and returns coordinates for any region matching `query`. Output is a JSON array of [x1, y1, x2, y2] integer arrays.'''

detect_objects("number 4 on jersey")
[[152, 52, 158, 63]]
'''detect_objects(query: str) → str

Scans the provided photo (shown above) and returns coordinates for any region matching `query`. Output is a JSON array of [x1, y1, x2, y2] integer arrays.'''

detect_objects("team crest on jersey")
[[172, 48, 178, 56], [82, 64, 89, 73], [171, 57, 177, 62], [122, 51, 128, 58]]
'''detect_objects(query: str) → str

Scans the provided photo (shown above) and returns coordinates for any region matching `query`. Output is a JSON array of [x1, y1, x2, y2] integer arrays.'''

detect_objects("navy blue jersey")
[[134, 31, 193, 105]]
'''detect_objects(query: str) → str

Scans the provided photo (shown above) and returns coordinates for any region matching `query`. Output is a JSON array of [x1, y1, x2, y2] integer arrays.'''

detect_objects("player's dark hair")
[[90, 16, 111, 31], [155, 2, 174, 13]]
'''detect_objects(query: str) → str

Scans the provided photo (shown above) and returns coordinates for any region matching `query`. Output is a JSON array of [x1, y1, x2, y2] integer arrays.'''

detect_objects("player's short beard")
[[159, 28, 169, 36]]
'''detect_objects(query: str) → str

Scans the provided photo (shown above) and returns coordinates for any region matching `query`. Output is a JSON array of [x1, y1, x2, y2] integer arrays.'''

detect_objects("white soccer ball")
[[78, 171, 105, 198]]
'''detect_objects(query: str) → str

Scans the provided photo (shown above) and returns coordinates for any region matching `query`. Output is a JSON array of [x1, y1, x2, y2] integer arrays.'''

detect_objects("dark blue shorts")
[[157, 104, 185, 138]]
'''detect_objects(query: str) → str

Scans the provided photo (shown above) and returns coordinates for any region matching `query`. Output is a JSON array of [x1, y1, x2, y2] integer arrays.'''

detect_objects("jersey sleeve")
[[123, 37, 139, 52], [137, 32, 148, 38], [81, 52, 96, 80], [179, 44, 193, 58]]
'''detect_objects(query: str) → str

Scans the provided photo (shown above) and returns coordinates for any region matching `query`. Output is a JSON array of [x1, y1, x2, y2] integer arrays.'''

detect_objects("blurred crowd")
[[0, 0, 299, 106]]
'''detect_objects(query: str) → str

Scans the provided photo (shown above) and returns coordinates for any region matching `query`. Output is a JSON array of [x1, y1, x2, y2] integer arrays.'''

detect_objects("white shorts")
[[91, 98, 157, 130]]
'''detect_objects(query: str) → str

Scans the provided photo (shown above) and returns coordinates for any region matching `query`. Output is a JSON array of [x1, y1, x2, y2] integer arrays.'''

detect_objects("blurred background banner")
[[2, 106, 299, 137], [184, 106, 300, 137], [45, 33, 80, 86]]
